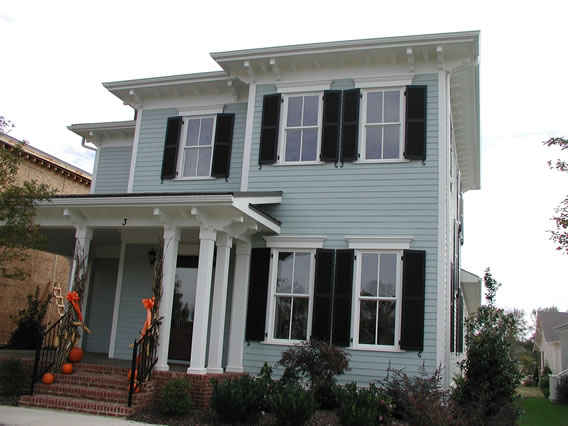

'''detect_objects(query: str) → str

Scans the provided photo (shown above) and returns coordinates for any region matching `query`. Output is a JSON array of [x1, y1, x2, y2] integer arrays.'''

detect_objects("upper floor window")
[[281, 94, 322, 163], [161, 113, 234, 181], [360, 89, 404, 160]]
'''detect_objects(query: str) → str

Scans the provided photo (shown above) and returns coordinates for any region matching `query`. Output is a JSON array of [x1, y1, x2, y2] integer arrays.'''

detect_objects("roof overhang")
[[460, 269, 482, 314], [67, 121, 136, 147], [34, 192, 282, 240]]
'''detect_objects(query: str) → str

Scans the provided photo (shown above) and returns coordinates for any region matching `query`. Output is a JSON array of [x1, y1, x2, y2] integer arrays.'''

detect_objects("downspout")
[[81, 137, 97, 152]]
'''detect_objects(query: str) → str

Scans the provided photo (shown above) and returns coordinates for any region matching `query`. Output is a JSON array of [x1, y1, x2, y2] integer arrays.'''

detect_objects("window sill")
[[353, 159, 410, 164], [273, 161, 326, 166], [348, 345, 405, 353], [260, 339, 306, 346], [173, 176, 216, 181]]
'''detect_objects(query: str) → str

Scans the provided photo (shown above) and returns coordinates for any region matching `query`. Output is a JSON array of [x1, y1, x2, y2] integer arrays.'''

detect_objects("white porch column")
[[187, 227, 217, 375], [69, 226, 93, 291], [207, 232, 233, 374], [226, 240, 252, 373], [155, 226, 181, 372]]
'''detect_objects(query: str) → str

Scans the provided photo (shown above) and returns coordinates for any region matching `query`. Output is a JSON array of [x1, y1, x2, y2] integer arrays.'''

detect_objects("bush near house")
[[158, 377, 192, 416], [8, 286, 49, 349]]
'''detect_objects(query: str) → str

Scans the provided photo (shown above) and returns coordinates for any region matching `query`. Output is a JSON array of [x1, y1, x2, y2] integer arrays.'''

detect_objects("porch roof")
[[34, 191, 282, 240]]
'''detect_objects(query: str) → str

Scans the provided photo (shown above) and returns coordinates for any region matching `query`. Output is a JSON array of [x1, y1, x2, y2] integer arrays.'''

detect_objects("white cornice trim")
[[264, 235, 326, 249], [345, 236, 412, 250], [103, 71, 231, 90]]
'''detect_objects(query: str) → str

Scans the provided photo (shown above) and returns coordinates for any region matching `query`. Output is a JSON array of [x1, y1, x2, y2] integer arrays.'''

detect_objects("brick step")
[[19, 394, 137, 417], [33, 382, 153, 406], [69, 362, 132, 376], [51, 371, 136, 390]]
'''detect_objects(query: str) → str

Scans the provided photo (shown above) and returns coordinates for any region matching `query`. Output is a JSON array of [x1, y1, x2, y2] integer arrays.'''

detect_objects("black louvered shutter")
[[312, 249, 335, 341], [450, 262, 456, 352], [320, 90, 341, 162], [340, 89, 360, 162], [456, 290, 464, 353], [259, 94, 281, 164], [245, 248, 271, 341], [404, 86, 427, 161], [161, 116, 182, 180], [211, 113, 235, 178], [332, 249, 354, 346], [400, 250, 426, 351]]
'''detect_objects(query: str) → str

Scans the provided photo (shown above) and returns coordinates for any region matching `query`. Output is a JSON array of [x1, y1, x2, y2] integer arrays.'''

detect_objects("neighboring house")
[[535, 311, 568, 374], [33, 31, 480, 389], [0, 132, 91, 344]]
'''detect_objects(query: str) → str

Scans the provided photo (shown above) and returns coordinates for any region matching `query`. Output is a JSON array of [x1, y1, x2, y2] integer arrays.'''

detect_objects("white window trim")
[[358, 87, 405, 162], [264, 235, 326, 249], [264, 248, 316, 344], [175, 114, 217, 180], [277, 91, 324, 164], [346, 236, 412, 250], [350, 249, 404, 351]]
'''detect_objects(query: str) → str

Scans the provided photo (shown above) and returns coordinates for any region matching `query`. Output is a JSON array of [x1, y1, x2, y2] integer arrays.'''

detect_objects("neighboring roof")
[[460, 269, 482, 314], [0, 131, 92, 185], [537, 311, 568, 343]]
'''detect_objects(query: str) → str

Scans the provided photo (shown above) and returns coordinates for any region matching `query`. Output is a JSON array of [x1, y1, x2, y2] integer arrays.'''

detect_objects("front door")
[[168, 256, 198, 362]]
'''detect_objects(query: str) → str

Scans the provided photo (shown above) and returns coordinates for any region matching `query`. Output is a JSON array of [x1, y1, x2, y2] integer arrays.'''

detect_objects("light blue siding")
[[84, 258, 118, 353], [244, 74, 440, 382], [131, 104, 247, 193], [94, 146, 132, 194], [113, 244, 155, 360]]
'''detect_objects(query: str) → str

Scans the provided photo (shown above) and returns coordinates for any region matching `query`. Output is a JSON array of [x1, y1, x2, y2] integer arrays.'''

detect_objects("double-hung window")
[[280, 93, 322, 163], [353, 251, 402, 348], [360, 88, 404, 160], [179, 116, 215, 177]]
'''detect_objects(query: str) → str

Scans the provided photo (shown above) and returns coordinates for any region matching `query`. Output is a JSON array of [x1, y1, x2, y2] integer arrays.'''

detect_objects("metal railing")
[[128, 321, 160, 407], [550, 368, 568, 401], [30, 314, 66, 395]]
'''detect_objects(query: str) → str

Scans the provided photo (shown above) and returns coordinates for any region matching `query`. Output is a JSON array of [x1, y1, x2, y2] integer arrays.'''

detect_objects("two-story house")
[[33, 31, 480, 389]]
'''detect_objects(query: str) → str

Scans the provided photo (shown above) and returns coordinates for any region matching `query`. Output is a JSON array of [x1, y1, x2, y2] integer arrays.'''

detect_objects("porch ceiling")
[[34, 191, 282, 241]]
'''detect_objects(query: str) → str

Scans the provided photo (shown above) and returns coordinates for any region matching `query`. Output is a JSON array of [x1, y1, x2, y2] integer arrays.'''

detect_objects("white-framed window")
[[279, 92, 323, 163], [177, 115, 216, 178], [352, 250, 403, 349], [359, 88, 405, 160], [269, 250, 315, 341]]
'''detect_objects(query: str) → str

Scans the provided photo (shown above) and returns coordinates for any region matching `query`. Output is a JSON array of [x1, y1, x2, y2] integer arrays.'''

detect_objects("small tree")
[[8, 286, 49, 349], [543, 136, 568, 252], [453, 269, 521, 423]]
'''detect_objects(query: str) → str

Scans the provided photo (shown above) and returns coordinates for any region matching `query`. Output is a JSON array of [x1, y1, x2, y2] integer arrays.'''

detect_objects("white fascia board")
[[39, 194, 235, 208], [345, 236, 412, 250], [233, 199, 281, 234], [102, 71, 230, 91], [67, 121, 136, 133], [264, 235, 325, 249]]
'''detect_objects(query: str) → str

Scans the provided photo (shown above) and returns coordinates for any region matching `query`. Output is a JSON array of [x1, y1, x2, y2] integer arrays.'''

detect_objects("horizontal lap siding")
[[245, 74, 440, 381], [94, 146, 132, 194], [132, 104, 246, 192]]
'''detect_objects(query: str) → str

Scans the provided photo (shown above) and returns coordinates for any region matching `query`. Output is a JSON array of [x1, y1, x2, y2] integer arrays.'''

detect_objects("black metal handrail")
[[128, 320, 160, 407], [30, 314, 66, 395]]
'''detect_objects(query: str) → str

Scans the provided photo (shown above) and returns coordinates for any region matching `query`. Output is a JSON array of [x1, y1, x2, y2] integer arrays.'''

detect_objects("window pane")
[[274, 296, 291, 339], [378, 301, 395, 345], [367, 92, 383, 124], [359, 300, 377, 344], [277, 252, 294, 293], [186, 119, 200, 146], [293, 252, 310, 294], [366, 127, 382, 160], [199, 118, 214, 146], [384, 91, 400, 122], [379, 253, 397, 297], [303, 95, 319, 126], [287, 96, 303, 127], [183, 149, 197, 177], [361, 253, 378, 296], [286, 130, 301, 161], [291, 297, 308, 340], [383, 126, 400, 159], [301, 129, 318, 161], [196, 147, 211, 176]]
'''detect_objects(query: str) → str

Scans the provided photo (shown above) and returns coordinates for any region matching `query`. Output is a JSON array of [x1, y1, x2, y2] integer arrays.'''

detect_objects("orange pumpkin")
[[42, 373, 55, 384], [68, 347, 84, 363], [62, 363, 73, 374]]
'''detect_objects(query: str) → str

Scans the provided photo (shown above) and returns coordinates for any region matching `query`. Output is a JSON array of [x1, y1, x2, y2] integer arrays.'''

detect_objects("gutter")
[[81, 137, 97, 152]]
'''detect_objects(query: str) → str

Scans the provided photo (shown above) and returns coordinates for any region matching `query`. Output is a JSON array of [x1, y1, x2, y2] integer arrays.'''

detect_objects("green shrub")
[[159, 377, 192, 416], [268, 382, 316, 426], [0, 358, 26, 396], [8, 286, 49, 349], [210, 374, 264, 422], [556, 375, 568, 405], [277, 339, 350, 409], [539, 365, 552, 398], [335, 382, 392, 425]]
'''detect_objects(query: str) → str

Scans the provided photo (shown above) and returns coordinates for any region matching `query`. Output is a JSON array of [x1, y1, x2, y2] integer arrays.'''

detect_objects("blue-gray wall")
[[93, 146, 132, 194], [131, 104, 247, 193], [243, 74, 440, 382]]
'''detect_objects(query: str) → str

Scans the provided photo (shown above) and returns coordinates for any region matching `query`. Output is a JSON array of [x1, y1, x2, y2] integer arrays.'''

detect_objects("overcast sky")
[[1, 0, 568, 315]]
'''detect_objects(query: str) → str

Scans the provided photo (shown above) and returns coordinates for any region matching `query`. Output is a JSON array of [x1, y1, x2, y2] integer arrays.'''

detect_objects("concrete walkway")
[[0, 406, 162, 426]]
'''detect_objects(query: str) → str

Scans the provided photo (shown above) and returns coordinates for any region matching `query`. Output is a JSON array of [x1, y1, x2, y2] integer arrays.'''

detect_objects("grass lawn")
[[519, 396, 568, 425]]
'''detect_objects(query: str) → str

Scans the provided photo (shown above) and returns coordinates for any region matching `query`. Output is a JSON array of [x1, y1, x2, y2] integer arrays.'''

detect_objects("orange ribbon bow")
[[140, 297, 155, 337], [66, 291, 83, 322]]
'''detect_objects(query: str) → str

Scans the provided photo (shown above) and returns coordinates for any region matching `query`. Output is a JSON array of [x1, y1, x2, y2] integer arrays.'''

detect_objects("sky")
[[1, 0, 568, 316]]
